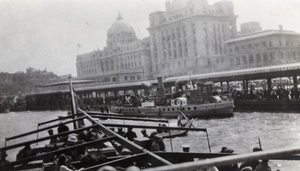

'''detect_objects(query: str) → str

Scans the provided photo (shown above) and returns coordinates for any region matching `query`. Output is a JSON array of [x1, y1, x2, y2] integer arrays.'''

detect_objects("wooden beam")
[[9, 136, 117, 166], [83, 153, 148, 170], [101, 123, 207, 132], [0, 125, 97, 151], [143, 146, 300, 171], [6, 116, 88, 141], [78, 108, 173, 167], [38, 116, 73, 126], [91, 115, 168, 123]]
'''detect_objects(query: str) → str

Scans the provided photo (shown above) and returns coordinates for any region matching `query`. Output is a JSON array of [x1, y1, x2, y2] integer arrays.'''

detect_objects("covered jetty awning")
[[74, 80, 155, 91], [164, 62, 300, 83]]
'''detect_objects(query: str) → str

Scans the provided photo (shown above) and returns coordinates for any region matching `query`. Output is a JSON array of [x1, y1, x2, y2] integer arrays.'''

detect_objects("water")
[[1, 111, 300, 170]]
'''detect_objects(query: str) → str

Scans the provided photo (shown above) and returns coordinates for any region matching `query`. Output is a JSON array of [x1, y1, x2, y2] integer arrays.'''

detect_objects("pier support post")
[[226, 81, 230, 93], [293, 75, 299, 100], [267, 77, 272, 101]]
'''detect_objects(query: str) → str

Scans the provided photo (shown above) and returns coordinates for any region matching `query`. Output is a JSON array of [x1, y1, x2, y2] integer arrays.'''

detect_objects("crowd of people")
[[230, 87, 299, 101]]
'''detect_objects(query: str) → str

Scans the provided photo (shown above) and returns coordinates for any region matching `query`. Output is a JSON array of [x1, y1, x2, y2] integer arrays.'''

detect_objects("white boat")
[[111, 95, 234, 118]]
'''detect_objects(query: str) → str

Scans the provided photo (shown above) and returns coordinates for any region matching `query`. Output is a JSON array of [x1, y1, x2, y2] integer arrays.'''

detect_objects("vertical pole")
[[226, 81, 230, 94], [69, 76, 78, 130], [293, 75, 299, 100], [167, 122, 173, 152], [205, 130, 211, 153], [267, 77, 272, 101], [36, 125, 39, 145]]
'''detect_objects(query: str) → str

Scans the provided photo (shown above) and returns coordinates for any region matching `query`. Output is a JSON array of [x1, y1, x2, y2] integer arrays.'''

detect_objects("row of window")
[[78, 55, 143, 76], [93, 74, 143, 84], [228, 38, 300, 54]]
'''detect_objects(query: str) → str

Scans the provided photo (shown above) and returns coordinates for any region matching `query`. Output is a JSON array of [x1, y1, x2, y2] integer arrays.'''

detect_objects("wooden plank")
[[78, 108, 173, 167], [0, 125, 97, 151], [143, 146, 300, 171], [101, 123, 207, 132], [9, 136, 117, 166], [6, 116, 88, 141], [83, 153, 148, 170], [38, 116, 73, 126], [91, 115, 169, 123]]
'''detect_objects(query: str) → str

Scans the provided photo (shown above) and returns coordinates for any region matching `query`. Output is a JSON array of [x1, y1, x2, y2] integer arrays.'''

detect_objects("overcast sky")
[[1, 0, 300, 76]]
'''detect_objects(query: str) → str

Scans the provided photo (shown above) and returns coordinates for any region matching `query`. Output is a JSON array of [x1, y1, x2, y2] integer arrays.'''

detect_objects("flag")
[[77, 43, 81, 48]]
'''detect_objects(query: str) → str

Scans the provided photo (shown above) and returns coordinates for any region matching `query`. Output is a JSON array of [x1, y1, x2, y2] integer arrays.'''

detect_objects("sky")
[[0, 0, 300, 77]]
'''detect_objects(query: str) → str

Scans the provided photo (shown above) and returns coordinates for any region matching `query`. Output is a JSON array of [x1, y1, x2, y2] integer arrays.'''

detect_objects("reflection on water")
[[1, 111, 300, 170]]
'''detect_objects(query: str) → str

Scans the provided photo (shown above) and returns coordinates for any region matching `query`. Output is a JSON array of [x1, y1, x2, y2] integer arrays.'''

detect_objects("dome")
[[106, 14, 137, 48], [107, 14, 135, 35]]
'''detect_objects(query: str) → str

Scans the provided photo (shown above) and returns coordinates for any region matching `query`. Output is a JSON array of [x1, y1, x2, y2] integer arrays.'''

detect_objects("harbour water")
[[1, 111, 300, 170]]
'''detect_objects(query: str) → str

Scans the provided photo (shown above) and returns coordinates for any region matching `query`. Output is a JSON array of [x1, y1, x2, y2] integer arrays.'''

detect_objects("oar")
[[178, 109, 195, 128]]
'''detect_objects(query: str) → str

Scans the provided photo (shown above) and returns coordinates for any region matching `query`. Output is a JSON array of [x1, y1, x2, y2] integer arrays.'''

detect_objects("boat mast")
[[69, 75, 78, 129]]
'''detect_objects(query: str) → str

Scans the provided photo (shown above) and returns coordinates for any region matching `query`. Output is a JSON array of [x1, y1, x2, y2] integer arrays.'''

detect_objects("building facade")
[[225, 26, 300, 70], [76, 14, 151, 83], [148, 0, 238, 79]]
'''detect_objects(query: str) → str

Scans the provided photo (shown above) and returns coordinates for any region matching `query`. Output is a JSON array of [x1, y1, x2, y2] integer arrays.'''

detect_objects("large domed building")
[[107, 14, 137, 48], [76, 14, 151, 86]]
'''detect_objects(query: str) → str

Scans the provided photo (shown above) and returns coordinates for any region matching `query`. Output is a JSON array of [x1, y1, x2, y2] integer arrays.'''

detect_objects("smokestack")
[[157, 77, 165, 99]]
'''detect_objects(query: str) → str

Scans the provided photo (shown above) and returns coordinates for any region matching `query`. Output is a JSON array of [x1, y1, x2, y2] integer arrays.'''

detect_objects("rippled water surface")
[[1, 111, 300, 170]]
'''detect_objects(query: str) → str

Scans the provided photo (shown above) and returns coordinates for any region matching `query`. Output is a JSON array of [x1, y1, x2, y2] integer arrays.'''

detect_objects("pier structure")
[[23, 62, 300, 111]]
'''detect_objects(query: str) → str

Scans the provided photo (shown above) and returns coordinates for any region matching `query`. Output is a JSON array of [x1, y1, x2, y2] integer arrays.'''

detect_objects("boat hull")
[[111, 101, 234, 118]]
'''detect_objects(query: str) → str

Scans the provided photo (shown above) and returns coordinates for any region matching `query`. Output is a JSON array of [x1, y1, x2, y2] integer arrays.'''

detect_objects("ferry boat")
[[111, 78, 234, 118]]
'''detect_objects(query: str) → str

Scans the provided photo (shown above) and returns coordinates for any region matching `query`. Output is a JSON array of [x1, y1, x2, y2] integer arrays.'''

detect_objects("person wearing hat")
[[97, 165, 117, 171], [239, 147, 262, 171], [117, 127, 125, 136], [240, 166, 253, 171], [47, 129, 59, 144], [0, 150, 11, 170]]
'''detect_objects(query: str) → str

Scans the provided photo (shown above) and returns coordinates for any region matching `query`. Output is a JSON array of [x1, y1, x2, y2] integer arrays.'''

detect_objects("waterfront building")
[[76, 14, 151, 83], [225, 25, 300, 70], [148, 0, 238, 79]]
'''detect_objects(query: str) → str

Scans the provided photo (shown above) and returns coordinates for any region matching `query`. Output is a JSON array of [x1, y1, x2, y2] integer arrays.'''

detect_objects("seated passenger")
[[255, 159, 272, 171], [141, 129, 149, 137], [239, 147, 262, 171], [0, 151, 11, 170], [217, 147, 238, 171], [58, 154, 83, 171], [16, 144, 32, 161], [124, 127, 137, 141]]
